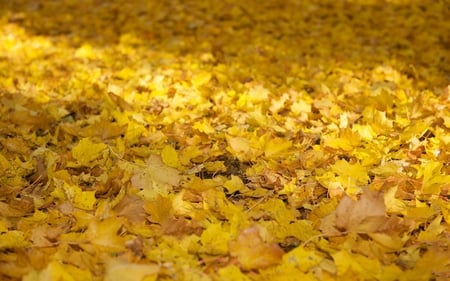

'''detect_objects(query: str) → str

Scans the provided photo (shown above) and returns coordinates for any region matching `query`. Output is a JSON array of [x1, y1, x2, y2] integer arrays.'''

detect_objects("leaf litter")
[[0, 0, 449, 280]]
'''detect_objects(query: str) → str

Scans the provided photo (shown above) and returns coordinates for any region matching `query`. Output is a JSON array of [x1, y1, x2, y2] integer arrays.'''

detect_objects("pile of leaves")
[[0, 0, 449, 280]]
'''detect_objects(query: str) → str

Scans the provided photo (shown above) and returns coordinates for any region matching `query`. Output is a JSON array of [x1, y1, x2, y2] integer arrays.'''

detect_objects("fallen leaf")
[[86, 217, 126, 252], [23, 260, 92, 281], [71, 138, 107, 166], [131, 155, 182, 199], [104, 260, 159, 281], [321, 188, 387, 235], [0, 231, 30, 249], [161, 145, 180, 168], [229, 226, 284, 270], [335, 188, 385, 232], [113, 195, 147, 223], [134, 155, 182, 187], [143, 195, 173, 225]]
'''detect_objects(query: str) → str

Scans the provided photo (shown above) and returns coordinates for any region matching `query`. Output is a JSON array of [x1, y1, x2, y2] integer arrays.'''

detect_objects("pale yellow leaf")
[[72, 138, 107, 166]]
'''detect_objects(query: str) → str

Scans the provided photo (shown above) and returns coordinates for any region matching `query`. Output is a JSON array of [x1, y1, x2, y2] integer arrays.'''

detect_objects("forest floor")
[[0, 0, 449, 280]]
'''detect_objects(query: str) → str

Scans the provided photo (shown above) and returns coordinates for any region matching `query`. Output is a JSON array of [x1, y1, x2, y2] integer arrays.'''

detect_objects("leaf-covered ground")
[[0, 0, 449, 280]]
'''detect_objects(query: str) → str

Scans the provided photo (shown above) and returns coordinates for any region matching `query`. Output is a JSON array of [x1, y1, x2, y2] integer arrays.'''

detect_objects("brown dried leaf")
[[321, 188, 388, 235], [161, 216, 202, 237], [335, 188, 386, 232], [143, 195, 173, 225], [113, 195, 147, 223]]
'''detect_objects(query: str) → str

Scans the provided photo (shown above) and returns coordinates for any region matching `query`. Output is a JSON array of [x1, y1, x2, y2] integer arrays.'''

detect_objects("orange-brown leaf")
[[229, 226, 284, 270]]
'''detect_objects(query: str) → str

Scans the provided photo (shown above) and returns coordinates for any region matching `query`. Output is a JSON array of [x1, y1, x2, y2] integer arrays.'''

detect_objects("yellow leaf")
[[0, 231, 30, 249], [131, 155, 182, 199], [352, 124, 376, 141], [252, 198, 296, 224], [411, 248, 450, 279], [261, 220, 317, 242], [200, 223, 231, 255], [71, 138, 107, 166], [0, 218, 10, 232], [192, 71, 212, 87], [23, 260, 92, 281], [161, 145, 180, 168], [418, 215, 446, 241], [331, 159, 369, 194], [226, 135, 262, 162], [248, 85, 270, 104], [147, 154, 182, 186], [86, 217, 126, 252], [193, 119, 215, 134], [115, 67, 135, 80], [104, 261, 159, 281], [0, 152, 11, 170], [203, 161, 227, 173], [223, 175, 247, 193], [400, 120, 431, 141], [418, 161, 450, 195], [369, 232, 409, 251], [332, 159, 368, 182], [229, 226, 284, 270], [323, 129, 360, 151], [282, 247, 323, 272], [74, 43, 96, 59], [217, 265, 251, 281], [179, 146, 203, 166], [143, 195, 173, 225], [332, 250, 381, 279], [226, 135, 251, 161], [181, 176, 223, 194], [370, 161, 403, 177], [291, 99, 312, 115], [383, 186, 408, 214], [63, 182, 97, 211], [264, 137, 292, 158], [436, 198, 450, 224]]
